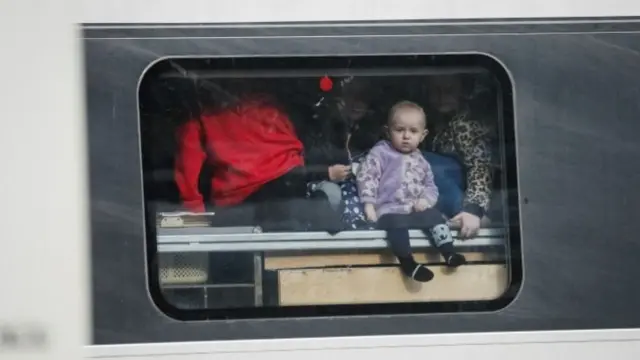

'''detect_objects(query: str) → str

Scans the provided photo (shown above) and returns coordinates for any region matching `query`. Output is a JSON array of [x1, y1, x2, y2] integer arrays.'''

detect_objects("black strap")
[[192, 79, 214, 210], [196, 116, 208, 156]]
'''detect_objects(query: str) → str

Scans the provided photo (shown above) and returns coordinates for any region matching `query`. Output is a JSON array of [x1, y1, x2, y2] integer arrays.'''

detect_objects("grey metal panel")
[[84, 20, 640, 344], [81, 19, 640, 38]]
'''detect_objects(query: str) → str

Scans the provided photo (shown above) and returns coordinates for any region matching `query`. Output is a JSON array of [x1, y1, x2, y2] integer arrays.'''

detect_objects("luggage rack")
[[156, 227, 506, 253]]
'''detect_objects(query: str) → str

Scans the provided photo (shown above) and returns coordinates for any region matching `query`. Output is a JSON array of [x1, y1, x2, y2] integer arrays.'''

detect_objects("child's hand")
[[328, 164, 351, 181], [364, 203, 378, 222], [413, 198, 431, 212]]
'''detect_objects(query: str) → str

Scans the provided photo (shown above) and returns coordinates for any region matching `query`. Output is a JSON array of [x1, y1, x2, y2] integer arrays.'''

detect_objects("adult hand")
[[451, 211, 481, 239], [328, 164, 351, 181]]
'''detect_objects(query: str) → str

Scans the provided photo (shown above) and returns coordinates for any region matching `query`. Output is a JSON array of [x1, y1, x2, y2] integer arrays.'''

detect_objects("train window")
[[139, 55, 520, 319]]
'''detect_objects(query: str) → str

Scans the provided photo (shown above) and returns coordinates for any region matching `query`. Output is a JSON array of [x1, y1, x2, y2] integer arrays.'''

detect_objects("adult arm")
[[452, 114, 493, 218]]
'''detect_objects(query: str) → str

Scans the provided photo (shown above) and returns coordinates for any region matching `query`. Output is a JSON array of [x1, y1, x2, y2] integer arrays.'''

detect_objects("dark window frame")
[[138, 54, 521, 321]]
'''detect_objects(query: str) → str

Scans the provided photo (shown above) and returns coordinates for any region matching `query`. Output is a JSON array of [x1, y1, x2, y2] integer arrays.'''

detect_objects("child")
[[356, 100, 466, 282]]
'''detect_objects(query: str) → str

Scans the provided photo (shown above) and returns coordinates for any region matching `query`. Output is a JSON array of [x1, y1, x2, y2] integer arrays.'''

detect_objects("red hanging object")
[[319, 75, 333, 92]]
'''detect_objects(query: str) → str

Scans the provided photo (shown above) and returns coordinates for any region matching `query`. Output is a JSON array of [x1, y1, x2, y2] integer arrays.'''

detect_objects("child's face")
[[388, 109, 427, 153]]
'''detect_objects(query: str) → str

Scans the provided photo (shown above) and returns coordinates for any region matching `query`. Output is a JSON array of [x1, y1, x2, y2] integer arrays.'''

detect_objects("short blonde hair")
[[388, 100, 426, 127]]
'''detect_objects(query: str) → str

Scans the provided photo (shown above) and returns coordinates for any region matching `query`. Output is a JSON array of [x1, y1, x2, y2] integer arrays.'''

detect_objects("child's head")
[[387, 101, 428, 153]]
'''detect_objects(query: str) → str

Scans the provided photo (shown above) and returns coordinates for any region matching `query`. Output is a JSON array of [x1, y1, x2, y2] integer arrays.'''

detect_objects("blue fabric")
[[422, 152, 465, 219]]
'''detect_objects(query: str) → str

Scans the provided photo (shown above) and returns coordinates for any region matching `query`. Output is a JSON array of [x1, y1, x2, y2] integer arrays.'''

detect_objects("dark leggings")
[[243, 166, 343, 232], [377, 208, 449, 257], [245, 167, 307, 224]]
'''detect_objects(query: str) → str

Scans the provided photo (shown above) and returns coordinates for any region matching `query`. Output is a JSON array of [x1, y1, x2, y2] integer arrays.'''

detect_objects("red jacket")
[[174, 97, 304, 212]]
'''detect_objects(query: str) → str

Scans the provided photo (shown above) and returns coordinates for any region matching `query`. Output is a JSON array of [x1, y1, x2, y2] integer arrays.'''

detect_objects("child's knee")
[[313, 181, 343, 211]]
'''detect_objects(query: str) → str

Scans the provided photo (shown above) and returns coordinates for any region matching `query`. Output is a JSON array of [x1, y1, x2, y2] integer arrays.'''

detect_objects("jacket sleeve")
[[356, 150, 382, 205], [174, 120, 207, 212], [452, 116, 493, 218], [302, 141, 332, 182], [421, 160, 439, 207]]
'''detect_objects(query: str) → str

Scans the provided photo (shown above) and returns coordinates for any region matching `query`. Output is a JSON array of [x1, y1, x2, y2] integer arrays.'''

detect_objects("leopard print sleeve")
[[451, 114, 493, 218]]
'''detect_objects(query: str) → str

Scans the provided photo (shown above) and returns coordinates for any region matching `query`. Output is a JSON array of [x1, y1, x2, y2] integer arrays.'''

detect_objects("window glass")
[[139, 56, 520, 319]]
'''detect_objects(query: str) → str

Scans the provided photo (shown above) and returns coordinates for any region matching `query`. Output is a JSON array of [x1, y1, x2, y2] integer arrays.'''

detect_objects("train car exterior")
[[80, 1, 640, 359]]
